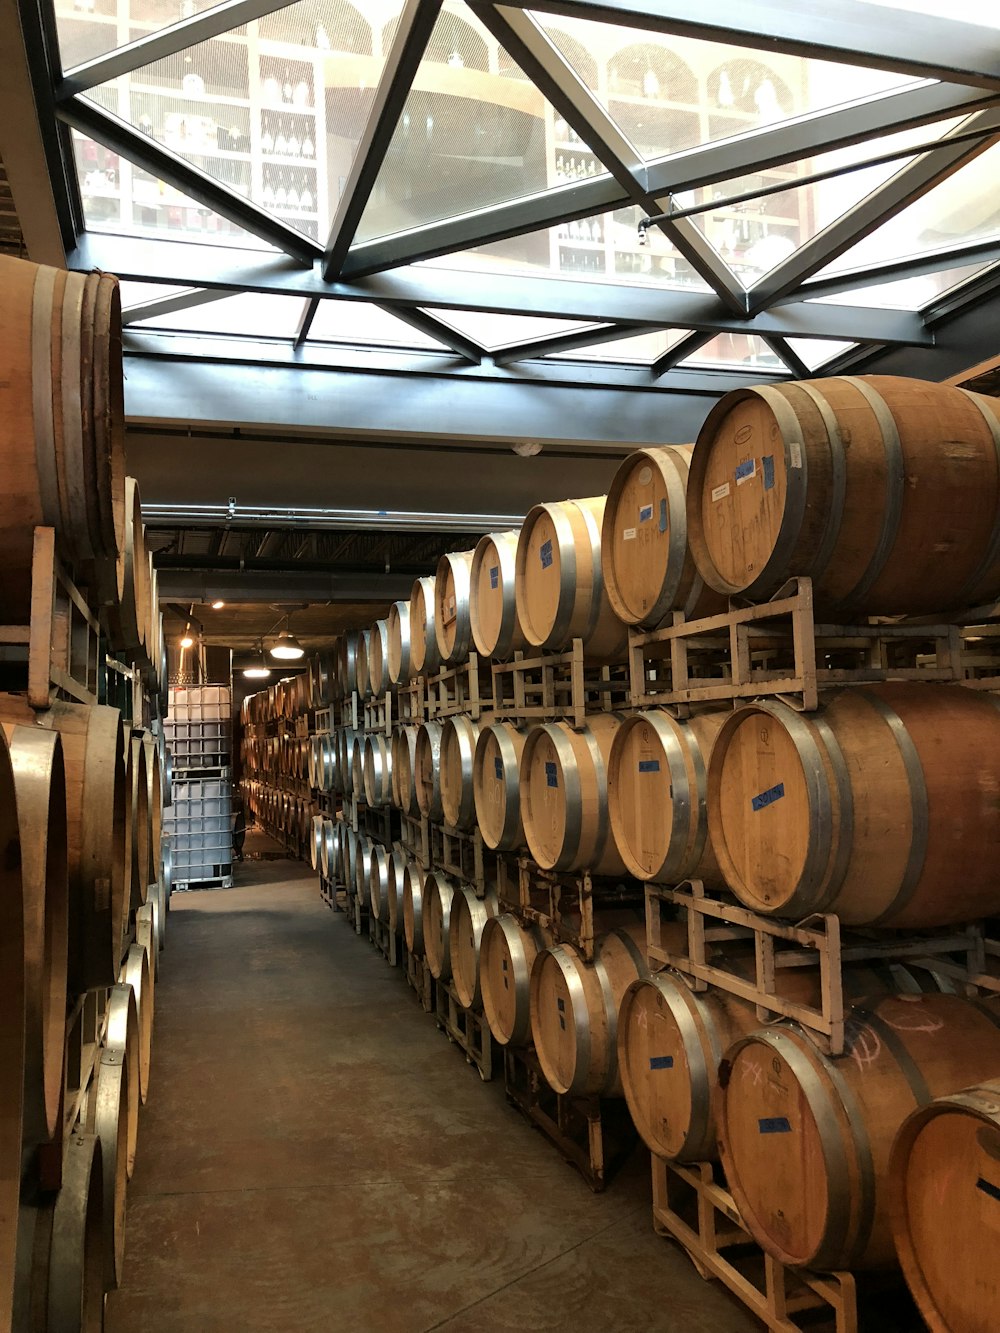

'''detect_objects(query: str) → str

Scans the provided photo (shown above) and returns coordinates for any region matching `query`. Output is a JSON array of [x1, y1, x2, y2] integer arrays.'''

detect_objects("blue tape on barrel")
[[659, 498, 667, 532], [639, 504, 653, 523], [735, 458, 756, 483], [540, 539, 553, 570], [751, 782, 785, 812], [762, 455, 775, 491], [759, 1117, 791, 1134], [545, 761, 558, 788], [494, 757, 503, 779], [638, 759, 660, 773], [650, 1055, 674, 1070], [489, 565, 499, 589]]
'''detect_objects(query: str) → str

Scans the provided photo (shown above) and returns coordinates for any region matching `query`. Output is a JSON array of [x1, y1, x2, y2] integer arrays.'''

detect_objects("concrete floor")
[[106, 843, 757, 1333]]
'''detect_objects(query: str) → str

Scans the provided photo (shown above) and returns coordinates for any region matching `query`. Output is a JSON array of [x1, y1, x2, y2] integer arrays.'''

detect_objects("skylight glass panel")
[[784, 338, 859, 371], [548, 329, 687, 364], [309, 300, 451, 349], [804, 261, 996, 310], [850, 0, 1000, 25], [422, 308, 603, 349], [680, 333, 786, 370], [125, 290, 305, 337]]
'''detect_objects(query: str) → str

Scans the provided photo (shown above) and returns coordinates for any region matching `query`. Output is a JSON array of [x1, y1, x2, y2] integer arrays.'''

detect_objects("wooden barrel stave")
[[439, 714, 482, 831], [414, 721, 444, 821], [434, 549, 476, 666], [473, 721, 526, 851], [386, 600, 412, 686], [402, 861, 427, 955], [470, 529, 525, 660], [409, 576, 440, 677], [421, 871, 457, 981], [449, 884, 498, 1010], [480, 914, 550, 1047]]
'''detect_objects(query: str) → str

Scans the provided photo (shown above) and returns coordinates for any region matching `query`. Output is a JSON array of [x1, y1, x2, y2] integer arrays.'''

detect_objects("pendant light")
[[243, 638, 272, 679], [270, 615, 304, 660]]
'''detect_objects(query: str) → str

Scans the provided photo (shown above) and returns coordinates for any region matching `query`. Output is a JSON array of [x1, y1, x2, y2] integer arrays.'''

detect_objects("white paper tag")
[[788, 442, 803, 469], [711, 482, 730, 502], [623, 527, 637, 540]]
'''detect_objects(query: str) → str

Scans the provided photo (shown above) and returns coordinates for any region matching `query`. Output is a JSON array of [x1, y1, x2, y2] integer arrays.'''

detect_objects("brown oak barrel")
[[530, 924, 648, 1097], [386, 600, 413, 686], [470, 529, 526, 660], [708, 682, 1000, 928], [402, 860, 427, 955], [354, 835, 375, 905], [686, 375, 1000, 614], [0, 728, 24, 1332], [473, 721, 526, 851], [718, 992, 1000, 1271], [607, 707, 725, 884], [439, 714, 482, 830], [136, 899, 159, 982], [421, 871, 457, 981], [0, 695, 127, 993], [142, 732, 162, 885], [0, 256, 125, 621], [409, 575, 441, 677], [413, 721, 444, 820], [355, 628, 372, 700], [335, 727, 359, 796], [106, 477, 150, 657], [123, 942, 154, 1105], [0, 724, 68, 1148], [519, 713, 626, 875], [362, 733, 392, 808], [480, 914, 551, 1047], [391, 725, 420, 816], [514, 496, 626, 661], [83, 1046, 131, 1289], [434, 549, 476, 666], [449, 884, 499, 1010], [105, 982, 140, 1179], [366, 619, 390, 697], [369, 844, 394, 923], [349, 733, 364, 801], [890, 1076, 1000, 1331], [602, 445, 724, 627], [386, 850, 408, 935], [309, 816, 323, 871], [127, 735, 150, 913], [336, 631, 362, 697]]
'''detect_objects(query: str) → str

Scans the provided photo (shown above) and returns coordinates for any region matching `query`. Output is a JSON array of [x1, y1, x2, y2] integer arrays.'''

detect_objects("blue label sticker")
[[540, 539, 553, 569], [494, 757, 503, 779], [557, 997, 565, 1013], [659, 498, 668, 533], [639, 504, 653, 523], [762, 455, 775, 491], [751, 782, 785, 812], [735, 458, 756, 483], [759, 1117, 791, 1134], [977, 1177, 1000, 1202], [489, 565, 499, 589], [545, 761, 558, 788], [649, 1055, 674, 1070], [638, 759, 660, 773]]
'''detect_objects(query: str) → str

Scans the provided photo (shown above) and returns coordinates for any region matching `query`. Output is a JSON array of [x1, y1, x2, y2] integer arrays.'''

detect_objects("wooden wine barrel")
[[386, 600, 413, 686], [335, 727, 358, 796], [309, 815, 324, 871], [408, 576, 441, 677], [439, 715, 482, 831], [607, 707, 725, 884], [369, 844, 393, 923], [127, 735, 150, 913], [105, 981, 140, 1178], [473, 721, 526, 851], [602, 445, 724, 628], [0, 695, 127, 993], [449, 884, 499, 1010], [367, 619, 391, 697], [414, 721, 444, 821], [142, 731, 162, 886], [336, 631, 362, 698], [0, 256, 125, 621], [480, 914, 551, 1047], [363, 733, 392, 808], [391, 725, 420, 816], [718, 992, 1000, 1270], [0, 728, 24, 1333], [386, 850, 408, 935], [106, 477, 150, 657], [349, 733, 364, 801], [354, 836, 375, 905], [514, 496, 626, 661], [519, 713, 626, 875], [619, 958, 948, 1165], [320, 819, 338, 880], [686, 376, 1000, 614], [402, 860, 427, 955], [434, 549, 476, 666], [890, 1076, 1000, 1331], [355, 628, 372, 700], [530, 924, 648, 1097], [470, 529, 526, 660], [708, 682, 1000, 928], [12, 1130, 106, 1333], [136, 899, 159, 982], [83, 1046, 131, 1289], [0, 725, 68, 1149], [123, 941, 153, 1104], [421, 871, 457, 981]]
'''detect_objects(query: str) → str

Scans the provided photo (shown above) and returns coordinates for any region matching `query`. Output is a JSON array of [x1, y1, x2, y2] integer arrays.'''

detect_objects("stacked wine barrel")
[[240, 668, 324, 858], [0, 255, 171, 1331]]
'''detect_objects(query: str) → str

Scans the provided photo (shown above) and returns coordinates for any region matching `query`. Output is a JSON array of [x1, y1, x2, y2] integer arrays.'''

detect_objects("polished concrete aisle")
[[106, 853, 755, 1333]]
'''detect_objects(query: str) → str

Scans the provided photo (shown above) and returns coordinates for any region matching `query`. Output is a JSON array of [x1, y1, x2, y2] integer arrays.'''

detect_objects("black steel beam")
[[157, 568, 418, 602], [493, 322, 642, 365], [655, 209, 747, 314], [293, 297, 319, 349], [57, 0, 301, 95], [58, 98, 321, 264], [321, 0, 442, 281], [651, 331, 715, 381], [771, 240, 1000, 307], [503, 0, 1000, 91], [121, 287, 233, 325], [748, 108, 1000, 311], [378, 305, 487, 362], [761, 335, 811, 379]]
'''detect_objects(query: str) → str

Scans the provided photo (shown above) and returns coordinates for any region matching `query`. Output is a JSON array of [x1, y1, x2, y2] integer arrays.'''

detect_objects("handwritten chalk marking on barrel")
[[759, 1117, 791, 1134], [545, 761, 558, 788], [650, 1056, 674, 1070], [751, 782, 785, 812], [638, 760, 660, 773]]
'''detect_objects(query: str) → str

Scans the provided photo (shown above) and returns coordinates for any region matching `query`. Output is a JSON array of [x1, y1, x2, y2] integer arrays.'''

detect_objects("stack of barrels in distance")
[[240, 671, 324, 857], [243, 374, 1000, 1329], [0, 254, 170, 1331]]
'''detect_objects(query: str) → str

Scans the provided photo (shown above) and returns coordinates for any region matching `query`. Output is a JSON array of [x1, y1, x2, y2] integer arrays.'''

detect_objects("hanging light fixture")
[[269, 614, 305, 660], [243, 639, 272, 679]]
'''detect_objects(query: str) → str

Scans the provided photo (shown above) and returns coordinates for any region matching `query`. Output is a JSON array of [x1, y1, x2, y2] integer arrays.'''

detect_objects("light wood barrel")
[[687, 376, 1000, 614], [890, 1076, 1000, 1331], [13, 1130, 106, 1333], [439, 715, 482, 830], [385, 850, 407, 934], [0, 725, 68, 1148], [142, 732, 162, 885], [0, 729, 24, 1332], [434, 549, 475, 666], [480, 914, 550, 1047], [414, 721, 444, 821], [106, 477, 150, 656], [123, 942, 153, 1104], [105, 982, 140, 1178], [336, 631, 362, 697], [391, 725, 420, 816], [718, 992, 1000, 1271], [519, 713, 626, 875], [127, 735, 150, 913], [367, 619, 390, 697], [363, 733, 392, 808], [84, 1046, 131, 1289], [355, 628, 372, 700], [602, 445, 724, 627], [369, 844, 393, 923], [409, 576, 441, 677], [514, 496, 626, 661], [608, 707, 725, 884], [421, 871, 457, 981], [473, 721, 526, 851], [0, 696, 127, 993], [309, 815, 324, 871], [386, 600, 412, 686], [319, 819, 337, 879], [335, 727, 358, 796], [470, 529, 526, 660], [402, 861, 427, 955], [353, 835, 375, 905], [708, 682, 1000, 928], [0, 256, 125, 621], [619, 958, 944, 1165], [530, 924, 648, 1097], [449, 885, 498, 1010], [135, 900, 158, 982], [349, 733, 364, 801]]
